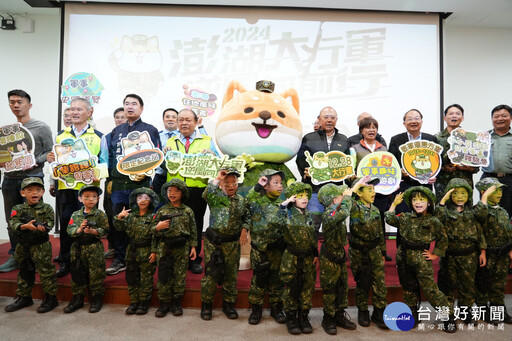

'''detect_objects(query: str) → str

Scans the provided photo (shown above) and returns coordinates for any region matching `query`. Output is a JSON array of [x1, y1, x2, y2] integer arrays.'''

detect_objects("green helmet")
[[78, 184, 102, 197], [259, 168, 285, 180], [403, 186, 436, 207], [318, 183, 346, 206], [475, 177, 506, 193], [284, 181, 312, 199], [129, 187, 159, 211], [161, 178, 189, 203], [444, 178, 473, 198], [20, 177, 44, 190]]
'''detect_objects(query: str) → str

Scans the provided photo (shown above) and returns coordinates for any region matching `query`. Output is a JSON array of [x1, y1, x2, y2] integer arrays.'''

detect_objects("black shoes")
[[358, 309, 370, 327], [171, 297, 183, 316], [270, 303, 286, 323], [56, 264, 70, 278], [63, 295, 84, 313], [322, 314, 337, 335], [285, 310, 301, 335], [335, 309, 357, 330], [443, 315, 457, 333], [136, 300, 150, 315], [5, 296, 34, 312], [371, 307, 388, 329], [249, 305, 262, 325], [155, 301, 171, 317], [222, 301, 238, 319], [37, 294, 58, 313], [89, 295, 103, 313], [126, 302, 138, 315], [201, 302, 212, 320], [298, 309, 313, 333]]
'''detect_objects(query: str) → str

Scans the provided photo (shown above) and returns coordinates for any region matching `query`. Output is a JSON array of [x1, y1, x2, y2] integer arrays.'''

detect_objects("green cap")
[[444, 178, 472, 197], [318, 183, 345, 206], [284, 181, 312, 199], [129, 187, 159, 210], [259, 168, 285, 180], [475, 177, 506, 192], [21, 177, 44, 190], [403, 186, 436, 207], [162, 178, 189, 202], [219, 166, 240, 177], [78, 185, 102, 197]]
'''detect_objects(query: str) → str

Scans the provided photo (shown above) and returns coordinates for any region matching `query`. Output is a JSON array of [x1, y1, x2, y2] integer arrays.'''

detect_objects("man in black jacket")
[[296, 106, 349, 230]]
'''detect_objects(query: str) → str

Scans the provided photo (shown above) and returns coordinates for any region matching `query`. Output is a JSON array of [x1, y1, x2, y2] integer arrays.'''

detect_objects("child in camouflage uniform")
[[386, 186, 456, 333], [64, 185, 109, 314], [200, 167, 247, 321], [4, 177, 58, 313], [153, 178, 196, 318], [275, 182, 318, 335], [348, 178, 388, 329], [318, 178, 368, 335], [436, 178, 486, 326], [245, 169, 287, 325], [115, 187, 159, 315], [474, 177, 512, 325]]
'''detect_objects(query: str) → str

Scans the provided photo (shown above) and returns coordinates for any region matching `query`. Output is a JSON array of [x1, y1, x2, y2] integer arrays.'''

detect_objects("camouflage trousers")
[[248, 247, 284, 307], [14, 241, 57, 297], [201, 239, 240, 304], [70, 242, 106, 296], [126, 258, 156, 303], [476, 252, 509, 306], [320, 251, 349, 316], [349, 246, 387, 310], [156, 245, 188, 301], [439, 253, 478, 307], [397, 248, 451, 309], [280, 250, 316, 311]]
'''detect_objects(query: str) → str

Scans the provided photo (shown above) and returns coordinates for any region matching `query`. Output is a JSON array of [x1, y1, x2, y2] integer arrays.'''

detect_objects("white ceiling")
[[1, 0, 512, 28]]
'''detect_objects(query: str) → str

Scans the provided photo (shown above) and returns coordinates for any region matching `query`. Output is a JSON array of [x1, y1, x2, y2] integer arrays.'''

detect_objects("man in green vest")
[[47, 98, 107, 277], [166, 109, 219, 274]]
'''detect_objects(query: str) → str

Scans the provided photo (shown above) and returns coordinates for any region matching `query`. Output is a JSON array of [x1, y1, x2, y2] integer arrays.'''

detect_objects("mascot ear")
[[222, 80, 247, 107], [281, 88, 300, 114]]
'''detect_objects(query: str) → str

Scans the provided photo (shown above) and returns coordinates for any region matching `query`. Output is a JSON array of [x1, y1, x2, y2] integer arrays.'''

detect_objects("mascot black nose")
[[259, 111, 271, 120]]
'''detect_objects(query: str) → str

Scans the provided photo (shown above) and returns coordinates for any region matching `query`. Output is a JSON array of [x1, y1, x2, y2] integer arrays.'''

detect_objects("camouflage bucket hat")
[[129, 187, 159, 210], [403, 186, 436, 207], [444, 178, 473, 197], [219, 166, 240, 177], [161, 178, 189, 202], [284, 181, 312, 199], [78, 184, 102, 197], [475, 177, 506, 193], [21, 177, 44, 190], [318, 183, 345, 206], [259, 168, 285, 180]]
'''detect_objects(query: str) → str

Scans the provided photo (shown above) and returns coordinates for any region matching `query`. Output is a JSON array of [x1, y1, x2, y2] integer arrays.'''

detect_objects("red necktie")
[[185, 136, 191, 153]]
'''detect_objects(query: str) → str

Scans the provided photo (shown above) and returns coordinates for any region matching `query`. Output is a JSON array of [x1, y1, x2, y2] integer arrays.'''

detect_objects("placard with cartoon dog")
[[356, 151, 401, 195], [116, 131, 164, 180], [304, 150, 354, 185], [399, 140, 443, 184]]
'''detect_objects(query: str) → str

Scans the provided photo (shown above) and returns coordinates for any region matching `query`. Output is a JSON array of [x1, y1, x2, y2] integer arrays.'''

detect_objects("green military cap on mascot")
[[161, 178, 189, 202], [256, 80, 275, 93], [317, 183, 347, 206], [475, 177, 506, 192], [284, 181, 312, 199], [444, 178, 473, 197], [78, 184, 102, 196], [129, 187, 159, 210], [403, 186, 436, 207], [20, 177, 44, 190]]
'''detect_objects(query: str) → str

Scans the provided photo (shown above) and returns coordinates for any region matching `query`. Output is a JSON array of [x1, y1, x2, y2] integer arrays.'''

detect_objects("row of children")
[[3, 168, 512, 336]]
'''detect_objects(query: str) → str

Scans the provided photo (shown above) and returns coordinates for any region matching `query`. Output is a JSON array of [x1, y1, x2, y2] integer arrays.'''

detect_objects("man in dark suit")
[[388, 109, 438, 214]]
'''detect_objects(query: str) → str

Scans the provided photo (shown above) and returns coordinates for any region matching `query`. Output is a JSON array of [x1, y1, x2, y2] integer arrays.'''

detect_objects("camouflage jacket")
[[435, 205, 486, 250], [153, 203, 197, 248], [10, 201, 55, 244], [273, 205, 317, 252], [322, 196, 352, 256], [244, 188, 283, 250], [67, 207, 109, 243], [349, 200, 386, 252], [435, 128, 478, 186], [114, 210, 157, 260], [203, 181, 247, 236], [385, 211, 448, 257], [474, 201, 512, 248]]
